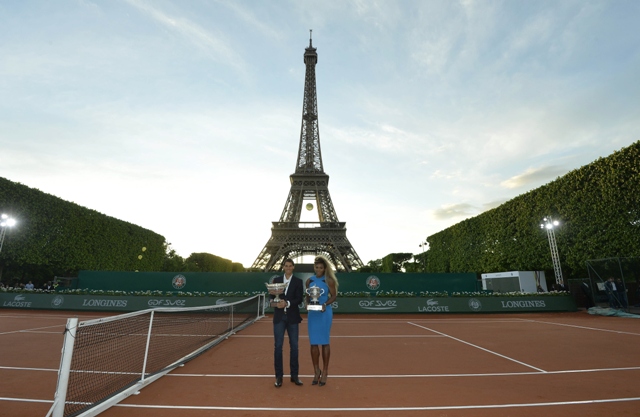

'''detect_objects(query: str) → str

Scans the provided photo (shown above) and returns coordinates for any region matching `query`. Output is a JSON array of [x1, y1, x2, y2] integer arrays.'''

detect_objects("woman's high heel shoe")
[[312, 369, 321, 385], [319, 373, 327, 386]]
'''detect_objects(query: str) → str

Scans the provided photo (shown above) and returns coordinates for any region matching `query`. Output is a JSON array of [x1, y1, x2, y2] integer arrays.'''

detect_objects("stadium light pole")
[[540, 217, 564, 286], [419, 241, 427, 272], [0, 214, 17, 254]]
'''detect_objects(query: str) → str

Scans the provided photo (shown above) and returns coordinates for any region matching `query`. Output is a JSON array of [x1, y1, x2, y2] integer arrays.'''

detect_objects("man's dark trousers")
[[274, 316, 299, 378], [272, 273, 303, 380]]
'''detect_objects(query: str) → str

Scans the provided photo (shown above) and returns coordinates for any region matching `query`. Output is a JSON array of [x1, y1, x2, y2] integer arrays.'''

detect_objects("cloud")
[[217, 1, 284, 40], [123, 0, 246, 72], [431, 203, 478, 220], [429, 169, 462, 181], [501, 165, 568, 189], [326, 123, 414, 153], [482, 199, 509, 211]]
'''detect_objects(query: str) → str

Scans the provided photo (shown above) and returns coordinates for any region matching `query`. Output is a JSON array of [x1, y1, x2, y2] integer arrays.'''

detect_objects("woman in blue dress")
[[306, 256, 338, 386]]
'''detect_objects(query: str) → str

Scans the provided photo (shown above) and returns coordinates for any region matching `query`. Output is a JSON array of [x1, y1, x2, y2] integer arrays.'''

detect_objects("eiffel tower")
[[251, 35, 364, 272]]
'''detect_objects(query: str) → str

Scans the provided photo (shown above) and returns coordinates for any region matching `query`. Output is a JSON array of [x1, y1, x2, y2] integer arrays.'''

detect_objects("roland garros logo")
[[468, 298, 482, 312], [366, 275, 380, 290], [51, 295, 65, 308], [172, 274, 187, 290]]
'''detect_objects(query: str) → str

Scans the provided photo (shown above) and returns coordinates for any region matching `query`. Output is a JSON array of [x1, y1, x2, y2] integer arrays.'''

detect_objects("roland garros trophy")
[[305, 286, 325, 311], [265, 282, 287, 308]]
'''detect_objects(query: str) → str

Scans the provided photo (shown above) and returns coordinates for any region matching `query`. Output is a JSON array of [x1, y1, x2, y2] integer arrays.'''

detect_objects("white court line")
[[0, 324, 65, 335], [0, 397, 52, 404], [258, 318, 529, 323], [3, 365, 639, 377], [168, 366, 640, 378], [117, 396, 640, 411], [235, 334, 445, 338], [4, 365, 640, 377], [0, 313, 106, 320], [519, 319, 640, 336], [2, 395, 640, 411], [0, 365, 58, 372], [1, 395, 639, 411], [258, 317, 530, 322], [408, 321, 547, 373]]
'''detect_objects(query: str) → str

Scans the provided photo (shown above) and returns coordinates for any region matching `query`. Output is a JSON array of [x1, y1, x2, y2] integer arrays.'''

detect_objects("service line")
[[408, 321, 547, 373]]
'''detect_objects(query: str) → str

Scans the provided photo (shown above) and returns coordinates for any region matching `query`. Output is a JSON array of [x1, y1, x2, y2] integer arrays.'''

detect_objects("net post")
[[49, 295, 262, 417], [258, 293, 265, 317], [140, 310, 155, 381], [50, 317, 78, 417], [231, 304, 235, 333]]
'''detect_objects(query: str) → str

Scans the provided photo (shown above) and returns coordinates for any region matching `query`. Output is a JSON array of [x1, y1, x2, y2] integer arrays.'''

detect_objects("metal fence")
[[580, 257, 640, 313]]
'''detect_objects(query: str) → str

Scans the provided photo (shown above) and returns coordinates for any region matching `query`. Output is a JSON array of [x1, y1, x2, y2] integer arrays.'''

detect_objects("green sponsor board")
[[331, 296, 577, 313], [0, 293, 576, 313], [0, 293, 249, 312], [75, 271, 479, 295]]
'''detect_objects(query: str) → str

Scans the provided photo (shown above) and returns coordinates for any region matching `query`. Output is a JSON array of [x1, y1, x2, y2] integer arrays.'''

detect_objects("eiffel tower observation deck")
[[251, 34, 364, 272]]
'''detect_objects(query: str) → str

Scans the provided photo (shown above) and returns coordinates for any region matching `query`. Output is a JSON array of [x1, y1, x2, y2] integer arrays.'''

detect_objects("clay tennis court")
[[1, 308, 639, 417]]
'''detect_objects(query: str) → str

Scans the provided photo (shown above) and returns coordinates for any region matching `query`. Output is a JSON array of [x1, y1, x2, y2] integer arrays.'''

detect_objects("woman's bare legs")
[[310, 345, 321, 384], [320, 345, 330, 385]]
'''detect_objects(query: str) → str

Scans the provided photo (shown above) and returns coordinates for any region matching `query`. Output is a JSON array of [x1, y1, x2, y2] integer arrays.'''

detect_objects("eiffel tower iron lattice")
[[251, 36, 364, 272]]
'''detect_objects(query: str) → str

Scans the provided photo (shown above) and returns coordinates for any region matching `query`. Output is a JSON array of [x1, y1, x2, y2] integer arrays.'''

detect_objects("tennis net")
[[48, 294, 265, 417]]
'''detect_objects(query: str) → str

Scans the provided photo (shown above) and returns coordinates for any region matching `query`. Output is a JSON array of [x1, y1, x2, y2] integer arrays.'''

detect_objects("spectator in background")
[[25, 281, 35, 290], [605, 277, 618, 308], [615, 279, 628, 309], [43, 281, 53, 292], [581, 282, 595, 309]]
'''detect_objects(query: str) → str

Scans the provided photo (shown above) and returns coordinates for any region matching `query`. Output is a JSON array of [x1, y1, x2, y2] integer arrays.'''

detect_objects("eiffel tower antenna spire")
[[251, 37, 364, 272]]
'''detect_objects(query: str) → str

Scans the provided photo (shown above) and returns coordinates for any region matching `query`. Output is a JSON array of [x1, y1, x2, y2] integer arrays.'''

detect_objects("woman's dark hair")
[[314, 255, 339, 290]]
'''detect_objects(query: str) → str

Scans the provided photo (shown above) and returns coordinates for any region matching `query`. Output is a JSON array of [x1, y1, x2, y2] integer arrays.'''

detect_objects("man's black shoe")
[[290, 377, 303, 386], [274, 377, 283, 388]]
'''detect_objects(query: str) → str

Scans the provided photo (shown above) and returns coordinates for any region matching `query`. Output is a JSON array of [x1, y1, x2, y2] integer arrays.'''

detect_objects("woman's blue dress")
[[307, 275, 332, 345]]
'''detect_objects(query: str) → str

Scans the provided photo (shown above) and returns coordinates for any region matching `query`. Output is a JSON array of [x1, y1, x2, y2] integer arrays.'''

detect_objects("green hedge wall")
[[0, 177, 166, 280], [426, 141, 640, 280], [183, 253, 245, 273]]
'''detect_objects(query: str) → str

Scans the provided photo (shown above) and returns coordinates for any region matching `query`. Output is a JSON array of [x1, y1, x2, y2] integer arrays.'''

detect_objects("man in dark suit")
[[271, 258, 304, 387]]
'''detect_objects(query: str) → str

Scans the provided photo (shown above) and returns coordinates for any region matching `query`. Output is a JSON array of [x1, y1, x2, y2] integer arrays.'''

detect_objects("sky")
[[1, 0, 639, 268]]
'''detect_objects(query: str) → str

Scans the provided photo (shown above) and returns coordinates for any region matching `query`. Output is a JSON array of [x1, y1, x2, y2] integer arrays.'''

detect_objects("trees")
[[162, 245, 186, 272], [183, 253, 240, 273], [358, 253, 414, 273], [382, 253, 413, 272], [358, 258, 383, 273]]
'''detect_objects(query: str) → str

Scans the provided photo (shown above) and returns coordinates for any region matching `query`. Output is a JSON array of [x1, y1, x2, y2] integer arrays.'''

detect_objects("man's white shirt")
[[283, 274, 292, 308]]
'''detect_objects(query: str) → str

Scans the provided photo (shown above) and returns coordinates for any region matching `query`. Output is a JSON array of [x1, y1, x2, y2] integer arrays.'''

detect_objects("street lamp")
[[0, 214, 17, 254], [418, 241, 427, 272], [540, 217, 563, 286]]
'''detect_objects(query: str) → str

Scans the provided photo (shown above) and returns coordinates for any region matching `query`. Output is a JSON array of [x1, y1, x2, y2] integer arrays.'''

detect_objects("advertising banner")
[[0, 293, 576, 313]]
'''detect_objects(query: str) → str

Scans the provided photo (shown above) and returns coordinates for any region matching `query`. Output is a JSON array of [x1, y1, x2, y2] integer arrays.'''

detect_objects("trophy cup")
[[305, 286, 325, 311], [265, 282, 287, 308]]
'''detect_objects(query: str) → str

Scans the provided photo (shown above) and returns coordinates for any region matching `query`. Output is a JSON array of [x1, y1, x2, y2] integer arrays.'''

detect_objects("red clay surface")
[[1, 309, 639, 417]]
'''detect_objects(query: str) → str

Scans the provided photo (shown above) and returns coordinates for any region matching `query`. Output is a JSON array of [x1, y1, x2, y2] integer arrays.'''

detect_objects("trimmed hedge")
[[0, 177, 166, 280], [426, 141, 640, 280]]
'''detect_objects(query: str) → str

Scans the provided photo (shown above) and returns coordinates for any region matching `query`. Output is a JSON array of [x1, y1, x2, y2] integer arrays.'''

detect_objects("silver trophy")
[[306, 286, 325, 311], [265, 282, 287, 308]]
